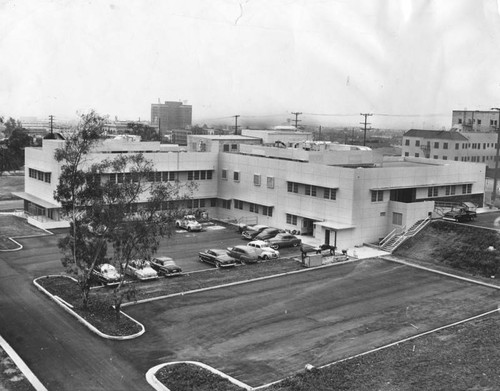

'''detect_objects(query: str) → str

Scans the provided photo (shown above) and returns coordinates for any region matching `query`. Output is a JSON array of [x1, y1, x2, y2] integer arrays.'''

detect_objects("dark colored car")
[[266, 233, 302, 249], [150, 256, 183, 277], [254, 227, 283, 241], [226, 245, 261, 264], [198, 249, 237, 268], [91, 263, 121, 285], [241, 224, 269, 240]]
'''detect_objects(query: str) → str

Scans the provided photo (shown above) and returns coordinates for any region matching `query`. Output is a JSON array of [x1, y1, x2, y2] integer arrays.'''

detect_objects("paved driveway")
[[122, 258, 500, 388]]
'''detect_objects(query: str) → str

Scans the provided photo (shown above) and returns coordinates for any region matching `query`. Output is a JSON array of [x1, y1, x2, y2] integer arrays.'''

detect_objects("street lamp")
[[490, 108, 500, 207]]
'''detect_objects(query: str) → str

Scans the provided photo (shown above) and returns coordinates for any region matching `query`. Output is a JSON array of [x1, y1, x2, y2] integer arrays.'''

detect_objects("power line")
[[360, 113, 372, 146]]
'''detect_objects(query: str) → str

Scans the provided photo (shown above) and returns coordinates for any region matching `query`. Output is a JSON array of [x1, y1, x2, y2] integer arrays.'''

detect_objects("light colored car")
[[91, 263, 121, 285], [175, 215, 203, 231], [247, 240, 280, 260], [150, 256, 183, 277], [266, 233, 302, 249], [122, 260, 159, 281]]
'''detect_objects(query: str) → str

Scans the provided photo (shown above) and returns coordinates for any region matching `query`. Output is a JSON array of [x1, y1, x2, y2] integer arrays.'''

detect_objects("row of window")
[[405, 152, 498, 162], [106, 170, 214, 184], [370, 184, 473, 202], [221, 169, 276, 189], [234, 199, 273, 216], [28, 168, 51, 183], [457, 118, 498, 126], [405, 139, 499, 150], [287, 181, 337, 200]]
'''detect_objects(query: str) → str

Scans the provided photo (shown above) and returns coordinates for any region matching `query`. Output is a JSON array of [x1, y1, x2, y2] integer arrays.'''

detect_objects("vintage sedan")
[[91, 263, 121, 285], [122, 259, 159, 281], [241, 224, 269, 240], [150, 256, 183, 277], [266, 233, 302, 249], [175, 215, 203, 231], [226, 245, 262, 264], [247, 240, 280, 260], [254, 227, 283, 241], [198, 249, 237, 268]]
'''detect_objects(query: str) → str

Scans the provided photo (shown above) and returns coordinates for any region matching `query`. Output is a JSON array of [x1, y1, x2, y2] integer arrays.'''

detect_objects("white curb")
[[146, 361, 253, 391], [33, 275, 145, 340]]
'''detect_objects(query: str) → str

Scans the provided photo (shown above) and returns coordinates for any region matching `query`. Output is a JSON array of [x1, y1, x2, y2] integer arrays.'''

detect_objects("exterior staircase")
[[379, 217, 431, 253]]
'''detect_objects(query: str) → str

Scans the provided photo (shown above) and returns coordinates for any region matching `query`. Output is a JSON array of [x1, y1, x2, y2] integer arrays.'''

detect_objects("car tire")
[[215, 261, 220, 268], [293, 242, 299, 247], [263, 255, 269, 260], [271, 244, 279, 250], [187, 227, 191, 232]]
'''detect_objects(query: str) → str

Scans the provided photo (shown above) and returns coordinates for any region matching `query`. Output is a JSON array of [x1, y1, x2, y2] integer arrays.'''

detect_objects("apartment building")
[[151, 101, 192, 133], [17, 134, 485, 249], [452, 110, 500, 132]]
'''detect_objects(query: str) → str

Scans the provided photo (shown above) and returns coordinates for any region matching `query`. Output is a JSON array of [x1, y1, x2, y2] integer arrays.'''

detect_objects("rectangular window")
[[462, 184, 472, 194], [434, 142, 439, 148], [223, 144, 230, 152], [109, 174, 116, 184], [443, 143, 448, 149], [222, 199, 231, 209], [445, 185, 456, 195], [311, 186, 317, 197], [234, 200, 243, 209], [194, 171, 200, 180], [200, 199, 206, 208], [233, 171, 240, 182], [415, 140, 420, 147], [305, 185, 311, 196], [169, 172, 176, 181], [187, 171, 194, 180], [287, 182, 299, 193], [44, 173, 51, 183], [253, 174, 261, 186], [415, 153, 419, 157], [405, 139, 410, 146], [371, 190, 383, 202], [210, 198, 217, 207], [200, 170, 206, 180], [221, 169, 227, 180], [392, 212, 403, 226], [433, 155, 438, 159], [443, 156, 447, 160], [231, 144, 238, 150], [286, 213, 298, 225], [455, 143, 459, 150], [207, 170, 213, 180], [267, 176, 274, 189], [428, 187, 439, 197], [404, 152, 409, 156]]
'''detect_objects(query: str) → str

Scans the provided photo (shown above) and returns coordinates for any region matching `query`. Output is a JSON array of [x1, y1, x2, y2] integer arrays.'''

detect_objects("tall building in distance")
[[151, 101, 192, 134]]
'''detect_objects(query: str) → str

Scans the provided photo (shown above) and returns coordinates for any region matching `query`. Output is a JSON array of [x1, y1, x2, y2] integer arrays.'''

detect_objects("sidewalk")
[[298, 235, 388, 260]]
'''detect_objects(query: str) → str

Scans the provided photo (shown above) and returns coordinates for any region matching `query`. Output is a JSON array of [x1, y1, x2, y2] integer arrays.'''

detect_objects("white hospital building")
[[16, 129, 485, 250]]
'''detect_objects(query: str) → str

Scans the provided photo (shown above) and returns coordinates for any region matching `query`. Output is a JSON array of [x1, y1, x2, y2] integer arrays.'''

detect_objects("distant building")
[[402, 129, 499, 168], [151, 101, 192, 134], [452, 110, 499, 132]]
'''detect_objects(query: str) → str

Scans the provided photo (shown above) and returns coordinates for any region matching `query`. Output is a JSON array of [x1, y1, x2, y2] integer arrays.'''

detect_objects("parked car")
[[247, 240, 280, 260], [198, 249, 237, 268], [241, 224, 269, 240], [254, 227, 283, 241], [175, 215, 203, 231], [226, 245, 262, 264], [443, 202, 477, 223], [266, 233, 302, 249], [150, 256, 183, 277], [91, 263, 121, 285], [122, 259, 159, 281]]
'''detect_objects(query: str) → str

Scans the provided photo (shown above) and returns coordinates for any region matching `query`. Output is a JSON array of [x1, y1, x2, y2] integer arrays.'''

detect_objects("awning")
[[12, 192, 60, 209], [314, 221, 355, 230]]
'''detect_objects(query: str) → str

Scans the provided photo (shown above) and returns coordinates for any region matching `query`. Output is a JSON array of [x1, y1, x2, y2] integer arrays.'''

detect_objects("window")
[[443, 156, 447, 160], [371, 190, 383, 202], [267, 176, 274, 189], [234, 200, 244, 209], [262, 206, 273, 216], [455, 143, 459, 150], [428, 187, 439, 197], [222, 199, 231, 209], [194, 171, 200, 180], [253, 174, 261, 186], [458, 118, 462, 124], [478, 119, 482, 125], [44, 173, 51, 183], [287, 182, 299, 193], [200, 199, 206, 208], [415, 140, 420, 147], [233, 171, 240, 182], [223, 144, 230, 152], [443, 142, 448, 149], [231, 144, 238, 150], [305, 185, 311, 195], [200, 170, 206, 180], [286, 213, 298, 225], [207, 170, 213, 180], [434, 142, 439, 148], [311, 186, 317, 197], [221, 169, 227, 180], [392, 212, 403, 226], [415, 153, 419, 157], [445, 185, 456, 195], [454, 157, 459, 161], [405, 139, 410, 146], [404, 152, 409, 156], [324, 188, 337, 200], [433, 155, 438, 159], [168, 172, 176, 181], [187, 171, 194, 180], [462, 184, 472, 194], [249, 203, 259, 213], [210, 198, 217, 207]]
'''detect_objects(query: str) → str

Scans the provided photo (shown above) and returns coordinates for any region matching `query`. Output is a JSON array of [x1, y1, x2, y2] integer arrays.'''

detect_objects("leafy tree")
[[126, 122, 159, 141], [3, 117, 23, 138], [54, 111, 195, 316]]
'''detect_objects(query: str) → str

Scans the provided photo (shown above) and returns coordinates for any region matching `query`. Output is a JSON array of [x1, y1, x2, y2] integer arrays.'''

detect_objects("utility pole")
[[291, 112, 302, 129], [360, 113, 372, 146], [233, 115, 240, 135], [158, 118, 162, 143], [49, 115, 54, 135], [491, 108, 500, 207]]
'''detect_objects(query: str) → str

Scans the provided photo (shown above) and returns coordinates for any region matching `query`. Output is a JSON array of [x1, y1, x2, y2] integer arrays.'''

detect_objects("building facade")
[[17, 135, 485, 249], [452, 110, 500, 132], [402, 129, 499, 168], [151, 101, 192, 134]]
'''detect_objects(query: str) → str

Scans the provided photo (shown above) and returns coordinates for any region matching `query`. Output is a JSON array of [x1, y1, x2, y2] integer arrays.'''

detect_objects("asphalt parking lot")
[[122, 257, 500, 388]]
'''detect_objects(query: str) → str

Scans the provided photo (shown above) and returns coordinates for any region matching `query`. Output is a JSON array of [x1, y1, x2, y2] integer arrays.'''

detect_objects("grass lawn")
[[0, 345, 35, 391], [0, 175, 24, 200], [0, 215, 50, 250]]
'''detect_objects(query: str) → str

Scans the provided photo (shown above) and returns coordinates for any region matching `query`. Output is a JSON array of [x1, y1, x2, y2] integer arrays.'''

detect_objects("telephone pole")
[[233, 115, 240, 135], [491, 108, 500, 207], [360, 113, 372, 146], [291, 112, 302, 129]]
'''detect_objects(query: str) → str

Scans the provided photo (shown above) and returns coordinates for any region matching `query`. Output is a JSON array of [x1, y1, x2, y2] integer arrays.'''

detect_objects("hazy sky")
[[2, 0, 500, 129]]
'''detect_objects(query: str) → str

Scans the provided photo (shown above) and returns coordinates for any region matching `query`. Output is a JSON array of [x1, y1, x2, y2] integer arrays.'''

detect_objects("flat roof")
[[13, 192, 60, 209], [192, 135, 259, 140]]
